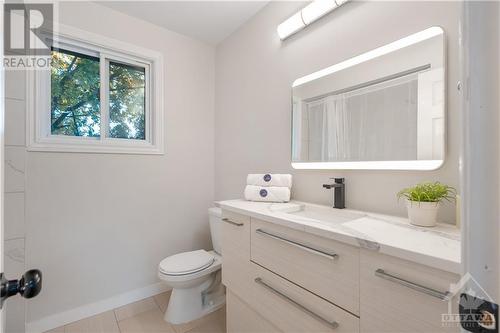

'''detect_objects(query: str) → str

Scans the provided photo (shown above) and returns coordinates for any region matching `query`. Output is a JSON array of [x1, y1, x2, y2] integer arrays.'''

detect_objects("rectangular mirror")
[[291, 27, 445, 170]]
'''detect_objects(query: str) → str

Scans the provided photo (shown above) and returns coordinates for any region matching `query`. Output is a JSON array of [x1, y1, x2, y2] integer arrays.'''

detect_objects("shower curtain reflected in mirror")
[[293, 74, 419, 162]]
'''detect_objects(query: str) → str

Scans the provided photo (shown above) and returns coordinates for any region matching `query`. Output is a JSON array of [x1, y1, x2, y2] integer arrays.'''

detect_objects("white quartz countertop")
[[218, 199, 461, 274]]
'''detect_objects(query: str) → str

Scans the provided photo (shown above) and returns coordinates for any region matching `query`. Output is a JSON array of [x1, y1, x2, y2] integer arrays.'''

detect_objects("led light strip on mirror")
[[292, 26, 444, 87], [291, 160, 444, 171]]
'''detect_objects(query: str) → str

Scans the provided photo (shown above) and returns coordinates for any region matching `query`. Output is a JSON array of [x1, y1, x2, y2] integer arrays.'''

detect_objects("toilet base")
[[164, 272, 225, 325]]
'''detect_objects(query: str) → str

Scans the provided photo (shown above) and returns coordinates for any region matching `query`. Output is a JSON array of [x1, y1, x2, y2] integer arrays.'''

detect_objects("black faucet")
[[323, 178, 345, 209]]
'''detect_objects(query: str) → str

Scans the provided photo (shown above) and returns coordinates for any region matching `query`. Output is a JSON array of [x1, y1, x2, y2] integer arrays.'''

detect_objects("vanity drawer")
[[360, 250, 460, 333], [227, 290, 282, 333], [221, 210, 251, 292], [250, 218, 360, 315], [247, 261, 359, 333]]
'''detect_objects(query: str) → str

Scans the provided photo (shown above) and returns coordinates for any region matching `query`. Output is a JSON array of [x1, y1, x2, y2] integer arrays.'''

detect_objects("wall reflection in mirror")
[[291, 27, 445, 170]]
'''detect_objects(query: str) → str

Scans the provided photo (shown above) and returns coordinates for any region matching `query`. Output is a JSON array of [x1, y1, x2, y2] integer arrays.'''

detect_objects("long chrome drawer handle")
[[255, 277, 339, 330], [222, 218, 244, 226], [375, 269, 451, 301], [255, 229, 338, 260]]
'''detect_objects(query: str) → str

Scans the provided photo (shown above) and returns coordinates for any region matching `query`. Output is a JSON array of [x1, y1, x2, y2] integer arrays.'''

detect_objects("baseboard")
[[26, 282, 170, 333]]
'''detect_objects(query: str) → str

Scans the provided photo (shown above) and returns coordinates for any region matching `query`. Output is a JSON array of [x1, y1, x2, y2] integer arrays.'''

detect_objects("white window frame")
[[27, 23, 164, 154]]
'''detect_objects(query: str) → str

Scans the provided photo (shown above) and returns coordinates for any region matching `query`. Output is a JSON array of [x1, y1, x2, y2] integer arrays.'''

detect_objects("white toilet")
[[158, 207, 225, 324]]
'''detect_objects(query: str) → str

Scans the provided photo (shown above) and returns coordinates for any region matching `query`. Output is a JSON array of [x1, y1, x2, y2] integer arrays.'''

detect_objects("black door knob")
[[0, 269, 42, 308]]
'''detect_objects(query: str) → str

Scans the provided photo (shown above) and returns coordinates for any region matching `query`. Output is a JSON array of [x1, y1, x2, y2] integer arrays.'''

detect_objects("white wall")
[[24, 2, 215, 325], [215, 1, 461, 223]]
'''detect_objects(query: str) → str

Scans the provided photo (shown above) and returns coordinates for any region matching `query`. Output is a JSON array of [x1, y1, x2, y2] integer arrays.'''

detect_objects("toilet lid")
[[159, 250, 215, 276]]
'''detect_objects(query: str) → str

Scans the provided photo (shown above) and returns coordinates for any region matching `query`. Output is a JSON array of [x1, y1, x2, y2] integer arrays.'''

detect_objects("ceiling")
[[98, 1, 269, 45]]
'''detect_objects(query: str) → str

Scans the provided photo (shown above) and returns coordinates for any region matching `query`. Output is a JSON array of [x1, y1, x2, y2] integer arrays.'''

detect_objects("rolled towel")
[[247, 174, 292, 188], [244, 185, 291, 203]]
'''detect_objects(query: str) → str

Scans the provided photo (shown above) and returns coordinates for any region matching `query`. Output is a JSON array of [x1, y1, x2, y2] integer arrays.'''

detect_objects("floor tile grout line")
[[45, 292, 225, 333], [112, 306, 122, 333], [154, 293, 179, 333], [152, 293, 163, 311]]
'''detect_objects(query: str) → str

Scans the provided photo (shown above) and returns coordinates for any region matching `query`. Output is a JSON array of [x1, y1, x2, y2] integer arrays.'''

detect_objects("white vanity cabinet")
[[247, 261, 359, 333], [226, 291, 281, 333], [220, 210, 251, 293], [251, 218, 360, 315], [221, 208, 460, 333], [360, 250, 460, 333]]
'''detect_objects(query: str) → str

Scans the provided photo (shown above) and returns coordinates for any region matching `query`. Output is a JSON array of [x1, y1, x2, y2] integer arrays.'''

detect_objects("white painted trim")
[[27, 22, 165, 155], [25, 282, 170, 333]]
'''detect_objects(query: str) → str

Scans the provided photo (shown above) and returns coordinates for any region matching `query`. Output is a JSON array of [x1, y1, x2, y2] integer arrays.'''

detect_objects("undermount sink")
[[283, 203, 366, 224]]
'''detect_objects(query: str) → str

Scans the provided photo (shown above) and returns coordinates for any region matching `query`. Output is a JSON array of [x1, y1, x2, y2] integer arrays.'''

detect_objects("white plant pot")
[[406, 200, 440, 227]]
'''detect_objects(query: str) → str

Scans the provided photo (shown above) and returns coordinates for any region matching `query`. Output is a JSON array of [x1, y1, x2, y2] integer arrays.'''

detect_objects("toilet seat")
[[159, 250, 215, 276], [158, 251, 222, 284]]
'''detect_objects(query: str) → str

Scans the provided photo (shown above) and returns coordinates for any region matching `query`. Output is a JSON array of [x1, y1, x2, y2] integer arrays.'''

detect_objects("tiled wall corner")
[[5, 146, 26, 193], [5, 68, 27, 333], [5, 193, 25, 240], [5, 70, 27, 101], [5, 98, 26, 147], [4, 239, 26, 333]]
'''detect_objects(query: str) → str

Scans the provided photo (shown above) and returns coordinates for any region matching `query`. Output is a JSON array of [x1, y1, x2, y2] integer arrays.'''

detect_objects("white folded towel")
[[247, 174, 292, 188], [244, 185, 291, 203]]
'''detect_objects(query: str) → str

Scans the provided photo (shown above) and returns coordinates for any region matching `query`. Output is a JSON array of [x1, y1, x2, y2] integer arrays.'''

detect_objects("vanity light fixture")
[[277, 0, 350, 40]]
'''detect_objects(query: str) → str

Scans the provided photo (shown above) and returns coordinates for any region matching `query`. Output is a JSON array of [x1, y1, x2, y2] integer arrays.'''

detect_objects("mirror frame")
[[290, 26, 446, 171]]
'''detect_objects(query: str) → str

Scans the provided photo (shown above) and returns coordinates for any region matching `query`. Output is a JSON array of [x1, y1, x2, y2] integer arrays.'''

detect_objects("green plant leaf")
[[397, 182, 456, 203]]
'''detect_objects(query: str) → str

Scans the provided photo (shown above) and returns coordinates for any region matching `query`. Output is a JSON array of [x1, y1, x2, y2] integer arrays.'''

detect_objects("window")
[[108, 62, 146, 140], [51, 48, 101, 137], [29, 27, 164, 154]]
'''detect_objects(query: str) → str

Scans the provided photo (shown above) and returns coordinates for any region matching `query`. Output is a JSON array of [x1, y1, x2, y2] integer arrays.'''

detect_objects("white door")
[[1, 2, 6, 331], [460, 1, 499, 330]]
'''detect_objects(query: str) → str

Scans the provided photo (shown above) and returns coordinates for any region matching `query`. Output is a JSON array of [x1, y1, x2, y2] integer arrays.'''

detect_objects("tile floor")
[[44, 291, 226, 333]]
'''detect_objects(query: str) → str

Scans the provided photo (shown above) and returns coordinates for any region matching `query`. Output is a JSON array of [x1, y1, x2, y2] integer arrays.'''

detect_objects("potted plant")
[[397, 182, 456, 227]]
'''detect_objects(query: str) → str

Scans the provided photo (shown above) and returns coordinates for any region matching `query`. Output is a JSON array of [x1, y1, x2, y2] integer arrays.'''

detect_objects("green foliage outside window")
[[51, 48, 146, 140], [109, 62, 146, 140], [51, 48, 100, 137]]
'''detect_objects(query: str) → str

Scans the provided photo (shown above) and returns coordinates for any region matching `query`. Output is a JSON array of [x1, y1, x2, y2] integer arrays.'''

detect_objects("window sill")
[[27, 140, 164, 155]]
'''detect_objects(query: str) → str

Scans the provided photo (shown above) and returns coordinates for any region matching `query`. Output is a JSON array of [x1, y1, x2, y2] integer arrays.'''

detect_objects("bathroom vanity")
[[219, 200, 461, 333]]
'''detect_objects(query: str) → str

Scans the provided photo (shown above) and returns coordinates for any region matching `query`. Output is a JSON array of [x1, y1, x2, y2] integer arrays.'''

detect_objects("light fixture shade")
[[277, 0, 350, 40], [301, 0, 338, 25], [277, 11, 305, 40]]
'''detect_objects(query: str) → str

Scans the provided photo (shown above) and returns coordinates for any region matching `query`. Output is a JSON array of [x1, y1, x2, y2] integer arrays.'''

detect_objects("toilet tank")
[[208, 207, 222, 255]]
